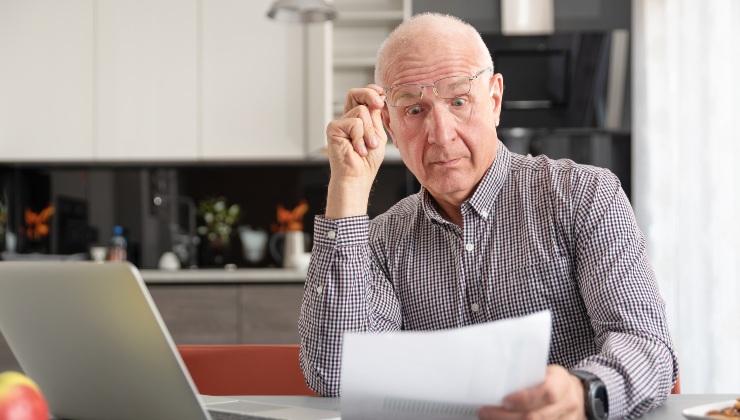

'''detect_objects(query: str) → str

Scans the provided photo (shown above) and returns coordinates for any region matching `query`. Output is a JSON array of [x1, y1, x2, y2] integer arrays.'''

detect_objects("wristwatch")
[[571, 370, 609, 420]]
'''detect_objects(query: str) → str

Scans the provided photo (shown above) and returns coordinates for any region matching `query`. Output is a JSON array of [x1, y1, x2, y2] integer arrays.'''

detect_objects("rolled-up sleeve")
[[572, 171, 678, 419], [298, 215, 402, 396]]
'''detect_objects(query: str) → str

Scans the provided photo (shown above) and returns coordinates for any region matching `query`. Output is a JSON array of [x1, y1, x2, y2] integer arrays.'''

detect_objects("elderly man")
[[299, 12, 677, 420]]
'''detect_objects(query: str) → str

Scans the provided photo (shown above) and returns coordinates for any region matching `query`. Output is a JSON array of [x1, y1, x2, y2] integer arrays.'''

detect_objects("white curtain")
[[632, 0, 740, 393]]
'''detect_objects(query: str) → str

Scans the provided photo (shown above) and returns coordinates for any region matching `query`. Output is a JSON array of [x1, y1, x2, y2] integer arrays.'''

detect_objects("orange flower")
[[23, 204, 55, 240], [272, 200, 309, 232]]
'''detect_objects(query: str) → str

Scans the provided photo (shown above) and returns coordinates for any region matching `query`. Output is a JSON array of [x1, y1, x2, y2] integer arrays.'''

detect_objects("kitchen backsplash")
[[0, 162, 418, 269]]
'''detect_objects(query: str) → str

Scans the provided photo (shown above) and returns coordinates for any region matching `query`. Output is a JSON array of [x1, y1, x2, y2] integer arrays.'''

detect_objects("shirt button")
[[327, 230, 337, 239], [471, 303, 479, 312], [465, 243, 474, 252], [316, 285, 323, 294], [480, 210, 489, 219]]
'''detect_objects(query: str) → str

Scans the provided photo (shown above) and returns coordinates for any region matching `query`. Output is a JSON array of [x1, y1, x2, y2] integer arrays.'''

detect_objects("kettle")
[[269, 231, 310, 269]]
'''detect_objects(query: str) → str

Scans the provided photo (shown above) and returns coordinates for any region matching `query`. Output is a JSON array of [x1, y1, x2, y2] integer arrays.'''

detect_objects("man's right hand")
[[325, 85, 389, 219]]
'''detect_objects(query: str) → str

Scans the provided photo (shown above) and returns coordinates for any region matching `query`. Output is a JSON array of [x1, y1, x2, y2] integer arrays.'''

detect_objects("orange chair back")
[[177, 344, 317, 396], [671, 372, 681, 394], [178, 344, 680, 397]]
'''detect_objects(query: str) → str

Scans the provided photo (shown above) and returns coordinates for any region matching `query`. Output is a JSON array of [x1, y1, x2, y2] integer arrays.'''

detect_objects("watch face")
[[592, 388, 607, 419], [571, 370, 608, 420]]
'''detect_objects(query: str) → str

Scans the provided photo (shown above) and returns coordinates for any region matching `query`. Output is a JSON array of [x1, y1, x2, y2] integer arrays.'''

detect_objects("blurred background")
[[0, 0, 737, 394]]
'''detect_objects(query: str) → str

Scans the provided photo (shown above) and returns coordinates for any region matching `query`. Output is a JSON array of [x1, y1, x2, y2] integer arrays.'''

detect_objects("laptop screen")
[[0, 262, 210, 420]]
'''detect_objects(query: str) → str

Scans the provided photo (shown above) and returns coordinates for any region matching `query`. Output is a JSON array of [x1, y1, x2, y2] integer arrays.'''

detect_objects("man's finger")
[[502, 365, 576, 412], [369, 107, 387, 146], [477, 406, 523, 420], [348, 117, 369, 156], [353, 105, 382, 150], [517, 403, 570, 420], [339, 105, 380, 154], [501, 386, 552, 412], [326, 118, 364, 153], [344, 86, 385, 114]]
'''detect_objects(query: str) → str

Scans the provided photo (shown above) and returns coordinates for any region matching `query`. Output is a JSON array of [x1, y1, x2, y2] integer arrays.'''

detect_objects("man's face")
[[381, 56, 504, 206]]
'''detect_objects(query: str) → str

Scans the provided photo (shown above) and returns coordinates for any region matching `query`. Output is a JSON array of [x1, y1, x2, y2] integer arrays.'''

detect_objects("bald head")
[[374, 13, 493, 88]]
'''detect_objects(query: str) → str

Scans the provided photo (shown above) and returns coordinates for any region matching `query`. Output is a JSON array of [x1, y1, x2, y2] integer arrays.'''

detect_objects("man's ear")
[[489, 73, 504, 126], [381, 107, 394, 140]]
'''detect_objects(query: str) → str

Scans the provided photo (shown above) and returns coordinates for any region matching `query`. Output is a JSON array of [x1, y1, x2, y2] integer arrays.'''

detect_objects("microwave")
[[482, 31, 629, 130]]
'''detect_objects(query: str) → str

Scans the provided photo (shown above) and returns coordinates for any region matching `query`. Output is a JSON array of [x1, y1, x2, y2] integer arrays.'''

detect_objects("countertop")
[[140, 267, 307, 284]]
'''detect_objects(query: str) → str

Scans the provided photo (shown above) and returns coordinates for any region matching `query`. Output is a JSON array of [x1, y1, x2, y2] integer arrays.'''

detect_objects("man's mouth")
[[432, 157, 463, 167]]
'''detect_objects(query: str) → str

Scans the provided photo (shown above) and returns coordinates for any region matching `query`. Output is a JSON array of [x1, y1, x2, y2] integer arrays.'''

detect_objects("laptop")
[[0, 261, 340, 420]]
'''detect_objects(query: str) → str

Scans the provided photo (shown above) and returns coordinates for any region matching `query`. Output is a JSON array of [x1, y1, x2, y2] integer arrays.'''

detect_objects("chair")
[[671, 372, 681, 394], [177, 344, 680, 397], [176, 344, 318, 396]]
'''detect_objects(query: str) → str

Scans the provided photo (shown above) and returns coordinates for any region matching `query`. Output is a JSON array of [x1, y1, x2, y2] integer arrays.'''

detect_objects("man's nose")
[[425, 104, 455, 145]]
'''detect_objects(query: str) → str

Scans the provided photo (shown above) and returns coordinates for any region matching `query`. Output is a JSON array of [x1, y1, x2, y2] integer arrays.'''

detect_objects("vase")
[[269, 231, 309, 268], [201, 240, 229, 268]]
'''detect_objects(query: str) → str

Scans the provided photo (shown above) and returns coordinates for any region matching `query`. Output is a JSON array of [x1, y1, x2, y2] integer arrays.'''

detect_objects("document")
[[339, 310, 552, 420]]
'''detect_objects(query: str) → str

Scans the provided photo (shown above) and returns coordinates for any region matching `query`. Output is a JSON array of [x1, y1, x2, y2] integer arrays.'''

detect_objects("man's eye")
[[451, 97, 467, 107], [406, 106, 422, 115]]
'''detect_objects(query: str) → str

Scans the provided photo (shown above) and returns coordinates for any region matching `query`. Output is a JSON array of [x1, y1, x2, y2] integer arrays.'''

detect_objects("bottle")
[[108, 225, 127, 262]]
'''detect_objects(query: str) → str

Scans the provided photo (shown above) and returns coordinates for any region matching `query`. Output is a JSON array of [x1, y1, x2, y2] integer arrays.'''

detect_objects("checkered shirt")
[[299, 142, 678, 419]]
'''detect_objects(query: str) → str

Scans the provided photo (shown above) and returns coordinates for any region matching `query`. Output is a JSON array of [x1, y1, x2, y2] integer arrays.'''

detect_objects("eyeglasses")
[[383, 67, 492, 108]]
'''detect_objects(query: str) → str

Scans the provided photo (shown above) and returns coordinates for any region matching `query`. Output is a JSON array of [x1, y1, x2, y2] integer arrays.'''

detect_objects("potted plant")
[[196, 197, 240, 266]]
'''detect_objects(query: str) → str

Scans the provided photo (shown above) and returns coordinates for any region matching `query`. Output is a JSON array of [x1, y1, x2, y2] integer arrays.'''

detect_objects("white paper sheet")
[[339, 310, 552, 420]]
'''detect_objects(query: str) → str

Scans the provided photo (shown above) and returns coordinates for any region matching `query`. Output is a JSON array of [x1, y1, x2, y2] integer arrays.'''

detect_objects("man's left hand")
[[478, 365, 585, 420]]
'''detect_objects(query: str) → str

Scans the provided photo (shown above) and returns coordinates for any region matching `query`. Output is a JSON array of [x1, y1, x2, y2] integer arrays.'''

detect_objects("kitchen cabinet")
[[97, 0, 307, 161], [306, 0, 411, 161], [200, 0, 305, 160], [0, 0, 94, 161], [238, 284, 304, 343], [147, 283, 304, 344], [96, 0, 199, 161], [149, 284, 241, 344], [1, 0, 307, 163]]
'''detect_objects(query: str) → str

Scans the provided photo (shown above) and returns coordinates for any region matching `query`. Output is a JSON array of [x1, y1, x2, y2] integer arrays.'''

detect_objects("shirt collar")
[[467, 141, 511, 218], [419, 141, 512, 224]]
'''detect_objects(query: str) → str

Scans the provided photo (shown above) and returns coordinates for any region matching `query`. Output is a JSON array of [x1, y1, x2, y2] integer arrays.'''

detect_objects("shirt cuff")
[[313, 214, 370, 248]]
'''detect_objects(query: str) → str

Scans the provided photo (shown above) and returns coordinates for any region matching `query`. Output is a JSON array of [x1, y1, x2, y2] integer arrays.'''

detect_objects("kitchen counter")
[[140, 268, 307, 284]]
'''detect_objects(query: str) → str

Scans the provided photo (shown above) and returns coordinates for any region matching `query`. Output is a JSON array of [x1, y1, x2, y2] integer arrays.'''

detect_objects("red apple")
[[0, 371, 48, 420]]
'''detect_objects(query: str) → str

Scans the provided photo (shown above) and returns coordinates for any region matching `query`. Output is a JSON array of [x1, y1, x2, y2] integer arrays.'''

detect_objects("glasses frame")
[[382, 67, 493, 108]]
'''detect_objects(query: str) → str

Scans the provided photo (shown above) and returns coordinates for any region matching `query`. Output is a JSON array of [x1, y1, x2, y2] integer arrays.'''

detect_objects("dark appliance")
[[55, 196, 90, 254], [483, 32, 616, 129], [483, 32, 632, 198]]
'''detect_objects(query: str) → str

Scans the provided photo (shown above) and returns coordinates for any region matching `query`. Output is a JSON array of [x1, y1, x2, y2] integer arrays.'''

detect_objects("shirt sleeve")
[[571, 170, 679, 419], [298, 215, 402, 396]]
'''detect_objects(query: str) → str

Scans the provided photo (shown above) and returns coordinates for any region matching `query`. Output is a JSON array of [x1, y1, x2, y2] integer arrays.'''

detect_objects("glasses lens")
[[436, 76, 472, 99], [388, 85, 422, 107], [387, 75, 475, 107]]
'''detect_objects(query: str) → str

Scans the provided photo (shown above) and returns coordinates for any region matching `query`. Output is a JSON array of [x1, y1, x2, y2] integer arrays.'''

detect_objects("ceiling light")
[[266, 0, 338, 24]]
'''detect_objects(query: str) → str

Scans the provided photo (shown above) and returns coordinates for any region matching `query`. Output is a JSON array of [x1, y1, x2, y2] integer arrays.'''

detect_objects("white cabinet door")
[[0, 0, 94, 161], [96, 0, 198, 161], [305, 22, 332, 157], [305, 0, 410, 162], [201, 0, 304, 160]]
